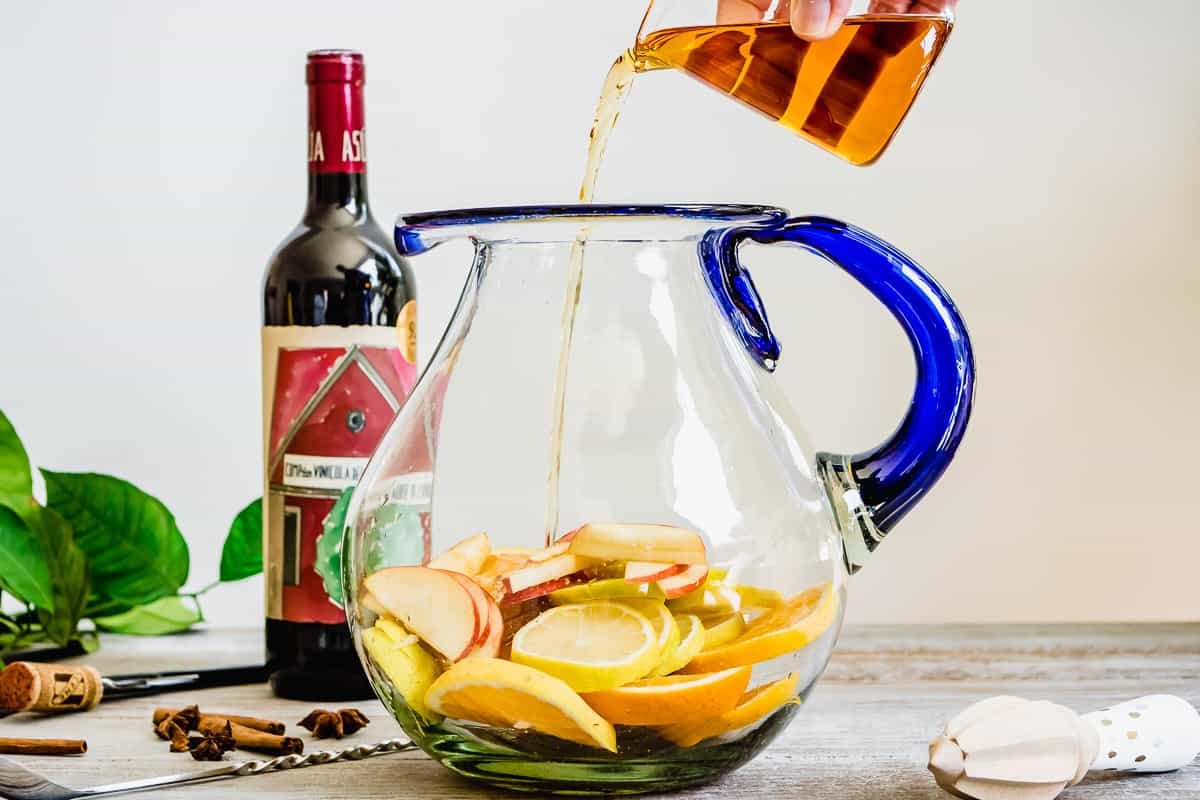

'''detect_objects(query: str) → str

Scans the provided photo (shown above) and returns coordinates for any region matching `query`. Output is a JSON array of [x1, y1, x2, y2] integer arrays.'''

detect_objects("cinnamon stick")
[[0, 737, 87, 756], [153, 707, 285, 735], [198, 717, 302, 755]]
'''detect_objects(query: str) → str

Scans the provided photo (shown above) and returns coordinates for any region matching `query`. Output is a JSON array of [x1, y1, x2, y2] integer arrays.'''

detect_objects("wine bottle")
[[262, 50, 416, 700]]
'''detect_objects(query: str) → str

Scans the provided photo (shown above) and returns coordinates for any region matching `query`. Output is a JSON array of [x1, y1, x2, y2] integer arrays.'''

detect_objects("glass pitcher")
[[343, 204, 973, 794], [631, 0, 954, 164]]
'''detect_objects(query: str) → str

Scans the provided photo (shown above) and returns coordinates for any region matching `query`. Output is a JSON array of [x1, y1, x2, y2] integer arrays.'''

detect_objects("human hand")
[[716, 0, 958, 41]]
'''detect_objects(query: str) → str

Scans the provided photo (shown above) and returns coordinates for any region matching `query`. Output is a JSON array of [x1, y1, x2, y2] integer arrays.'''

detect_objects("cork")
[[0, 662, 103, 713]]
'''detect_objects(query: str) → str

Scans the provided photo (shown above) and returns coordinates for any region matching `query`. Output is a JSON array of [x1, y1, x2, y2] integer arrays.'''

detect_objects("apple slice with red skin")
[[500, 553, 594, 603], [364, 567, 482, 661], [657, 564, 710, 599], [568, 523, 706, 565], [428, 532, 491, 576], [624, 561, 687, 584], [453, 573, 504, 658]]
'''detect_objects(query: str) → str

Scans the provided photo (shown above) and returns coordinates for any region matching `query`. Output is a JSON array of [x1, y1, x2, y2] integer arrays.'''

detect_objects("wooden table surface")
[[1, 625, 1196, 798]]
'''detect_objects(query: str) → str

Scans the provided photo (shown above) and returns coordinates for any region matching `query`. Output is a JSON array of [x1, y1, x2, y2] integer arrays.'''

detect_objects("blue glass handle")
[[714, 216, 974, 564]]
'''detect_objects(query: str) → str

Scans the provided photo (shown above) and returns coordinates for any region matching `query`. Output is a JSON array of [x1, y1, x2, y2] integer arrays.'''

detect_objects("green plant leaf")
[[313, 488, 354, 608], [41, 471, 188, 613], [0, 506, 54, 610], [29, 507, 89, 645], [93, 595, 202, 636], [0, 410, 33, 518], [219, 499, 262, 583]]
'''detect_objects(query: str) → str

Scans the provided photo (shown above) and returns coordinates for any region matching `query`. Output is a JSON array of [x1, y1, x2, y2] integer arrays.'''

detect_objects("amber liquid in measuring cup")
[[630, 15, 950, 166]]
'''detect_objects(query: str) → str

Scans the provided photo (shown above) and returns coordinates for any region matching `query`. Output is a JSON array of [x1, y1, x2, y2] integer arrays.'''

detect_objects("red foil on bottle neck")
[[306, 50, 366, 174]]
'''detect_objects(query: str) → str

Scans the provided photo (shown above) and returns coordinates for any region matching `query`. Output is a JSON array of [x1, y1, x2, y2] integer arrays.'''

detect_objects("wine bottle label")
[[262, 325, 416, 624]]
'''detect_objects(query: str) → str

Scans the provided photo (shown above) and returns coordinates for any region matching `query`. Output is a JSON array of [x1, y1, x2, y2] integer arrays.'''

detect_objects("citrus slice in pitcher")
[[682, 583, 837, 673], [618, 598, 680, 673], [424, 657, 616, 752], [659, 672, 801, 747], [510, 601, 660, 692], [550, 578, 666, 604], [651, 613, 705, 676], [699, 611, 745, 651], [581, 666, 751, 725]]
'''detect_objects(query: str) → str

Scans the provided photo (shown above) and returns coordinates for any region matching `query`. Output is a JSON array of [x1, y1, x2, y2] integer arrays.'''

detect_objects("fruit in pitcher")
[[683, 583, 838, 673], [666, 579, 740, 614], [500, 553, 594, 603], [618, 598, 680, 674], [549, 578, 666, 604], [657, 564, 710, 599], [510, 601, 661, 692], [624, 561, 686, 583], [364, 567, 482, 662], [581, 666, 752, 726], [699, 611, 746, 651], [428, 532, 492, 576], [652, 613, 706, 676], [454, 574, 503, 659], [659, 672, 801, 747], [361, 617, 441, 722], [733, 583, 784, 611], [423, 657, 617, 752], [568, 522, 707, 565]]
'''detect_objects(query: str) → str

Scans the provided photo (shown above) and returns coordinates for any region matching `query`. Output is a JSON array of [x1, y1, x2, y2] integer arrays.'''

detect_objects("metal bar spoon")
[[0, 738, 415, 800]]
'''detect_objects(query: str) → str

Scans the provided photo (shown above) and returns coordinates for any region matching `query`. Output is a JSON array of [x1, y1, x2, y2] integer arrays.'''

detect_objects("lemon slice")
[[510, 601, 660, 692], [424, 657, 616, 752], [682, 583, 838, 673], [361, 618, 441, 722], [619, 599, 680, 674], [581, 666, 752, 726], [550, 578, 665, 604], [660, 672, 801, 747], [651, 614, 705, 676], [700, 611, 745, 651]]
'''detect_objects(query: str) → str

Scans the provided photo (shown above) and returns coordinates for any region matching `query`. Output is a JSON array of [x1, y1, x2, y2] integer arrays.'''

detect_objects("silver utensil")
[[0, 738, 415, 800]]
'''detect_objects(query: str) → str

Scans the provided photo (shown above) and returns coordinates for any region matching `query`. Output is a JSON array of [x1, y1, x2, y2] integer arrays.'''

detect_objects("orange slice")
[[581, 666, 752, 726], [659, 672, 801, 747], [681, 583, 837, 673], [423, 657, 617, 752]]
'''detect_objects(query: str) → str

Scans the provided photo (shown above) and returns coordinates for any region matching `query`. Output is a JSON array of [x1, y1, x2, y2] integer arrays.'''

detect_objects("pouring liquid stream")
[[542, 50, 636, 544], [543, 15, 948, 542]]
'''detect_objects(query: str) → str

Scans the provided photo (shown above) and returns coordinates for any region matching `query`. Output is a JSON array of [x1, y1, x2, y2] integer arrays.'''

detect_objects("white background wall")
[[1, 1, 1196, 627]]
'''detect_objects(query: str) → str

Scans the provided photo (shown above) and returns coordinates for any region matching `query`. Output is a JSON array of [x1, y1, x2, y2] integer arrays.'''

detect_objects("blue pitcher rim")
[[398, 203, 788, 228], [396, 204, 789, 255]]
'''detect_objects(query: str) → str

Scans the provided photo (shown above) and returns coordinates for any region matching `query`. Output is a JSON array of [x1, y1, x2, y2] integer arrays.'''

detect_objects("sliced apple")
[[500, 553, 594, 602], [364, 567, 482, 662], [476, 551, 533, 599], [624, 561, 686, 584], [452, 574, 494, 642], [428, 532, 492, 576], [456, 578, 499, 662], [360, 589, 388, 617], [528, 540, 571, 563], [568, 523, 706, 565], [658, 564, 710, 599]]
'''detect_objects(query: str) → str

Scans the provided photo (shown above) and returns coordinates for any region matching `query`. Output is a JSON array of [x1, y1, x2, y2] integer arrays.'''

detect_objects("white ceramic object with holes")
[[928, 694, 1200, 800]]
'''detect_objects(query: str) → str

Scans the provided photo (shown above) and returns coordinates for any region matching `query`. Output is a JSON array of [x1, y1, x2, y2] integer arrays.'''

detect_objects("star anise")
[[186, 721, 236, 761], [298, 708, 370, 739], [167, 723, 190, 753], [154, 705, 200, 741]]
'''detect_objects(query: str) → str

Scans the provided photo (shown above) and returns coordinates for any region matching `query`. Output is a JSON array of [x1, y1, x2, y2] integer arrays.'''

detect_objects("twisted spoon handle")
[[230, 738, 416, 775], [79, 739, 415, 798]]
